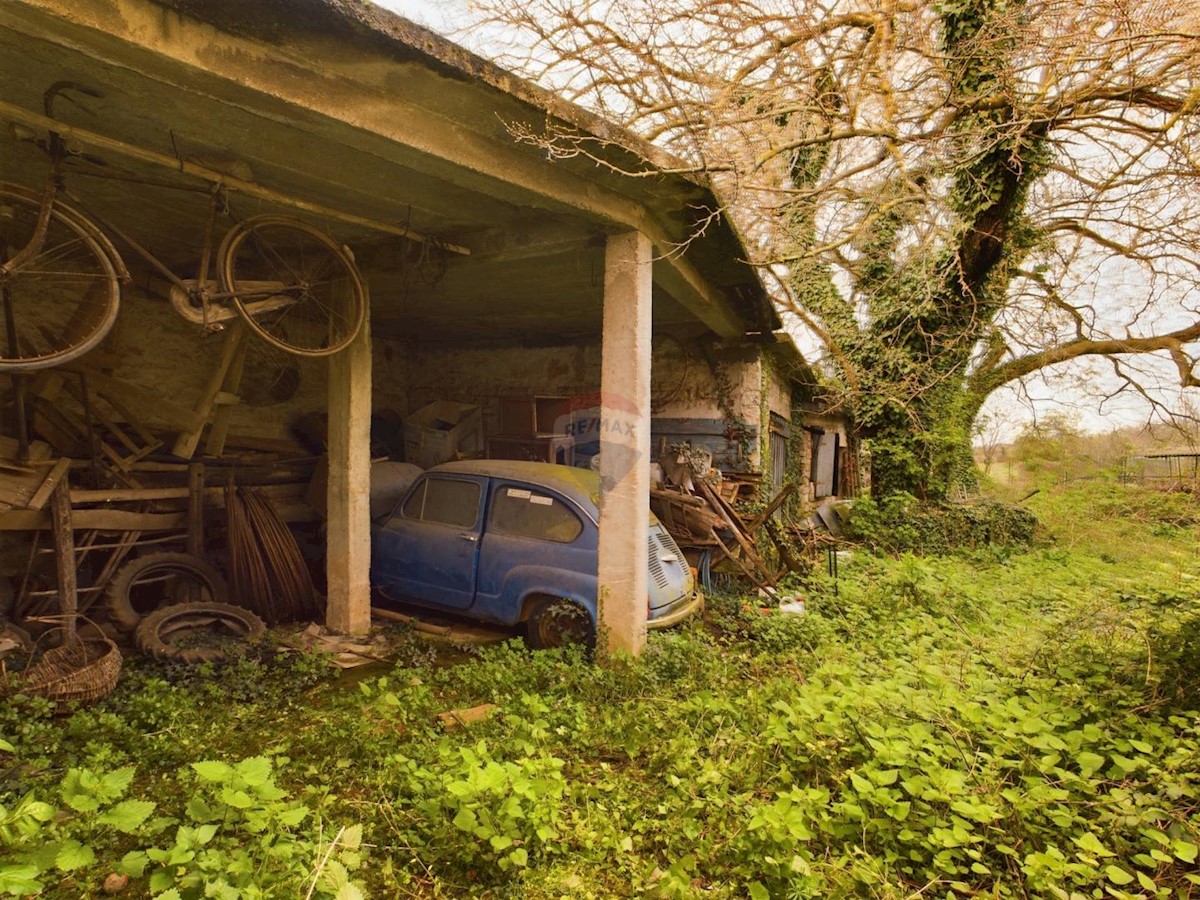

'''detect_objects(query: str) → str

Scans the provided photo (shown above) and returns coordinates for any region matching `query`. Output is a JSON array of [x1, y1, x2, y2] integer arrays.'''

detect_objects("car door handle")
[[459, 532, 478, 542]]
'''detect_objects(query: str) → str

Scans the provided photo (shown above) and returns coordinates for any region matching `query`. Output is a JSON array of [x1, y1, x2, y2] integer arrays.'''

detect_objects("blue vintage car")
[[371, 460, 701, 647]]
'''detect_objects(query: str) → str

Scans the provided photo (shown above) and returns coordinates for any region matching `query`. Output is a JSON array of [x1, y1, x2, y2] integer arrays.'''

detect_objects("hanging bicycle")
[[0, 82, 366, 373]]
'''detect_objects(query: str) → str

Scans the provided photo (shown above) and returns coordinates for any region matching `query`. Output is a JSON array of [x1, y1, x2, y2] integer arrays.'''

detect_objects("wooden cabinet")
[[499, 395, 573, 436]]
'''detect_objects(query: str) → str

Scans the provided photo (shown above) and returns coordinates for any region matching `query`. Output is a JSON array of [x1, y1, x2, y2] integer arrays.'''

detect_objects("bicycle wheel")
[[218, 216, 365, 358], [0, 183, 122, 371]]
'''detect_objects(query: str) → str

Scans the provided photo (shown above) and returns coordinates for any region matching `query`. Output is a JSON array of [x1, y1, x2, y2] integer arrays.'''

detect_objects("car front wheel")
[[526, 596, 595, 650]]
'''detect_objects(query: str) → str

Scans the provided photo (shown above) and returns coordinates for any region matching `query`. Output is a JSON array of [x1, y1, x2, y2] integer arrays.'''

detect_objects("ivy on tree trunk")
[[791, 0, 1048, 500]]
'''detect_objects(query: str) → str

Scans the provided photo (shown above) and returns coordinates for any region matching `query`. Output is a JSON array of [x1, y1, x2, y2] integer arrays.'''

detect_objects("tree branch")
[[979, 322, 1200, 394]]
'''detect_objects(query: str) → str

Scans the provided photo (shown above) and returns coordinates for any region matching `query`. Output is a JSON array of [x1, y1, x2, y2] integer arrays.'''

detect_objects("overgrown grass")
[[2, 480, 1199, 898]]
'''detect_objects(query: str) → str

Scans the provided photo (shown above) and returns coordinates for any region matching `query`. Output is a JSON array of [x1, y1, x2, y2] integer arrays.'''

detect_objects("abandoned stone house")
[[0, 0, 853, 655]]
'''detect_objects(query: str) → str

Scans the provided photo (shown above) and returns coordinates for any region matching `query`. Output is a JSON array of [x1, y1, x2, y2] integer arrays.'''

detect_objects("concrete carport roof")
[[0, 0, 780, 346]]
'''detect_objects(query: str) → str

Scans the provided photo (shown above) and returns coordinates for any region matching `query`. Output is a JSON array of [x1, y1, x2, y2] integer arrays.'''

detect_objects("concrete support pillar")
[[597, 231, 652, 659], [325, 284, 372, 635]]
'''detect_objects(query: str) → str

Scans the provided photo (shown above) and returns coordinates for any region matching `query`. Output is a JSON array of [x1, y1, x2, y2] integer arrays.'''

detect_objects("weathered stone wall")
[[95, 292, 802, 474], [91, 283, 333, 443], [762, 355, 793, 421], [374, 337, 777, 470]]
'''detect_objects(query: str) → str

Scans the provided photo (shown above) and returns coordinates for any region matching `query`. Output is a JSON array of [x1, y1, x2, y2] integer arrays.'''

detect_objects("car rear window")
[[401, 477, 481, 528], [490, 484, 583, 544]]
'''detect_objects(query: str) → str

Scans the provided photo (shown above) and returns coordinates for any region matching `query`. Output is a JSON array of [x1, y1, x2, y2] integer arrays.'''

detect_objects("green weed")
[[1, 479, 1198, 897]]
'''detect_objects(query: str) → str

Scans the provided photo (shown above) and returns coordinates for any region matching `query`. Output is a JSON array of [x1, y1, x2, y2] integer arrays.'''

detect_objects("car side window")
[[490, 484, 583, 544], [400, 477, 481, 528]]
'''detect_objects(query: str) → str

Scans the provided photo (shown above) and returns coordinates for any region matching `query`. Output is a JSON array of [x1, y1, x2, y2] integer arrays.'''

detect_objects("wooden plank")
[[0, 509, 187, 531], [0, 459, 56, 475], [187, 463, 205, 557], [50, 480, 77, 639], [70, 487, 189, 504], [218, 434, 310, 455], [650, 487, 707, 507], [70, 481, 307, 505], [711, 529, 777, 596], [746, 483, 797, 533], [696, 479, 775, 585], [172, 321, 249, 459], [0, 467, 48, 509], [204, 346, 246, 457], [27, 458, 71, 511], [126, 461, 189, 473]]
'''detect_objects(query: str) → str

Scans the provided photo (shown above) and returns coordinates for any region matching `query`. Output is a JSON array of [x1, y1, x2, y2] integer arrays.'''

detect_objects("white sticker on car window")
[[506, 488, 532, 499], [530, 495, 553, 505]]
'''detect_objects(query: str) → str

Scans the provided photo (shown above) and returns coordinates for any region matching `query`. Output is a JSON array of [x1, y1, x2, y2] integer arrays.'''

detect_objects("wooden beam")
[[187, 463, 205, 557], [50, 479, 77, 638], [26, 458, 71, 511], [0, 509, 187, 531], [171, 321, 248, 460], [69, 482, 307, 505]]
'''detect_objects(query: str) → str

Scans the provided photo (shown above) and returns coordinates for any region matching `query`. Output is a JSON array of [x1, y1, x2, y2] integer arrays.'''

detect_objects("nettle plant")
[[0, 761, 159, 896], [0, 751, 365, 899], [133, 756, 366, 900], [389, 738, 568, 880]]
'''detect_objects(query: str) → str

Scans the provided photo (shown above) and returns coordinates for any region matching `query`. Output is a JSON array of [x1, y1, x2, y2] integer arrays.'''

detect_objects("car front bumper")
[[647, 589, 704, 630]]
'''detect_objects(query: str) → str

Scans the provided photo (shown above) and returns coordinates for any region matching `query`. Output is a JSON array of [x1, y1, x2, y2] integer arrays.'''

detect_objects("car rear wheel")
[[526, 596, 594, 650]]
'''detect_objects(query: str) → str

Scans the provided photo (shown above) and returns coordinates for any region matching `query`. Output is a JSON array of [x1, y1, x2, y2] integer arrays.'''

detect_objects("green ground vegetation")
[[2, 480, 1199, 898]]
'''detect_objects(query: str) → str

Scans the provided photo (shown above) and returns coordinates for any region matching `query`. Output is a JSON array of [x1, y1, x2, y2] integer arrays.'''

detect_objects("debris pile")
[[649, 445, 807, 600], [0, 349, 322, 697]]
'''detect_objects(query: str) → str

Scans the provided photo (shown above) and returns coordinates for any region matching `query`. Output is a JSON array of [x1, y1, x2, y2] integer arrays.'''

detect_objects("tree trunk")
[[858, 375, 988, 501]]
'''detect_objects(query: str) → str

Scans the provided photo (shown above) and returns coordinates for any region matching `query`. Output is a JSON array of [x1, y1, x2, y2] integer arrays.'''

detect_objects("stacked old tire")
[[104, 552, 266, 664]]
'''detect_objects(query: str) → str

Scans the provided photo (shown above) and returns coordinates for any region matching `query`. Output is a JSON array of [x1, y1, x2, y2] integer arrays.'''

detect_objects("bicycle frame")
[[67, 185, 296, 330]]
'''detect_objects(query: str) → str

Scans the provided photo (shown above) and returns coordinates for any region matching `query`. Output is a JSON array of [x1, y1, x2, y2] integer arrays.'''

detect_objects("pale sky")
[[373, 0, 465, 31]]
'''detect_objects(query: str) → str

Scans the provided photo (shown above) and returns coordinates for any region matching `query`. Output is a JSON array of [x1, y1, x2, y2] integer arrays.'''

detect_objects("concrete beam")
[[325, 284, 372, 635], [4, 0, 750, 339], [653, 253, 745, 339], [597, 231, 652, 659]]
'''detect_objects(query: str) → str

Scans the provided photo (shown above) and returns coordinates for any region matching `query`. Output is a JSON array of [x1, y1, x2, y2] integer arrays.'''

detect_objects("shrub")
[[847, 491, 1040, 553]]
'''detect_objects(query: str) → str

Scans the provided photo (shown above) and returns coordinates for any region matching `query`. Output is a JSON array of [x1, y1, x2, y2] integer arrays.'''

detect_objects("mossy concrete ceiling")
[[0, 0, 778, 345]]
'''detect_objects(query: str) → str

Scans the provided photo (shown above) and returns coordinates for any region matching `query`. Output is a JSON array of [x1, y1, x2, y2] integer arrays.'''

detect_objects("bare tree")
[[463, 0, 1200, 498]]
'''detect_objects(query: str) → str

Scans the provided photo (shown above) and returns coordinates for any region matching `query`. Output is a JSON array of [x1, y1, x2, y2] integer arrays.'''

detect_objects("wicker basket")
[[19, 627, 122, 706]]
